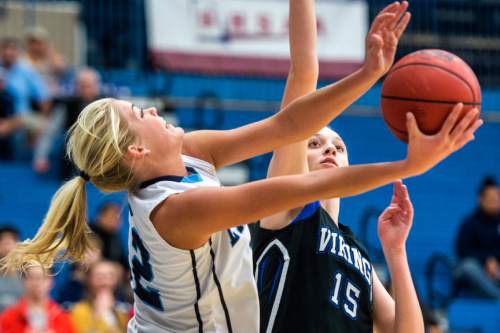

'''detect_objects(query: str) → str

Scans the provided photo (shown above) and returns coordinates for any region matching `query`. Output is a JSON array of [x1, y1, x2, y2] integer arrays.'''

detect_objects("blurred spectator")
[[454, 176, 500, 299], [0, 225, 23, 312], [23, 26, 66, 98], [70, 260, 129, 333], [0, 38, 50, 126], [0, 265, 76, 333], [33, 67, 102, 177], [0, 38, 51, 152], [61, 68, 101, 131], [0, 68, 15, 159], [90, 202, 128, 271], [56, 234, 103, 307]]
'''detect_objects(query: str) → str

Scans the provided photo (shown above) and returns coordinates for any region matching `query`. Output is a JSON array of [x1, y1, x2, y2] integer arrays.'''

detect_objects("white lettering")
[[330, 233, 338, 255], [351, 247, 364, 276], [340, 240, 352, 264], [319, 228, 331, 252], [362, 258, 372, 285]]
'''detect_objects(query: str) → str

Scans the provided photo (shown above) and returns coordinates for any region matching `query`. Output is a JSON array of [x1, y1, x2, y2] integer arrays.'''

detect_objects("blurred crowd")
[[0, 27, 103, 180], [0, 201, 132, 333]]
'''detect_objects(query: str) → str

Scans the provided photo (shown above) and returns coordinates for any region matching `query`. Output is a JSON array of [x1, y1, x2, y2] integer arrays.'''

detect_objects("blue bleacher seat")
[[448, 299, 500, 333]]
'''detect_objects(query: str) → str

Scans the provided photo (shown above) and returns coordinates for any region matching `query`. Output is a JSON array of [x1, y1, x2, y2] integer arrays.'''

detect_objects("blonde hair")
[[1, 98, 136, 272]]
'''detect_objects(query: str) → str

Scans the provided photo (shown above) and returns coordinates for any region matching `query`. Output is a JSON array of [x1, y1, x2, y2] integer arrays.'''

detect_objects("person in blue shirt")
[[0, 38, 50, 138]]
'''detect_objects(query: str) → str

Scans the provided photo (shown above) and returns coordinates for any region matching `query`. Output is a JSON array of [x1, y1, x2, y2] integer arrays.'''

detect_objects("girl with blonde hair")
[[2, 5, 481, 333]]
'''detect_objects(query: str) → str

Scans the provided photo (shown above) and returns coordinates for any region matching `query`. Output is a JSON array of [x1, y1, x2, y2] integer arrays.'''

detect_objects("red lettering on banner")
[[230, 13, 246, 36], [199, 11, 214, 27], [258, 15, 271, 35]]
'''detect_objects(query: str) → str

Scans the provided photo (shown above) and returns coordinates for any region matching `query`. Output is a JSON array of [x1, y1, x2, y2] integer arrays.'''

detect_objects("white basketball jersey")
[[127, 155, 259, 333]]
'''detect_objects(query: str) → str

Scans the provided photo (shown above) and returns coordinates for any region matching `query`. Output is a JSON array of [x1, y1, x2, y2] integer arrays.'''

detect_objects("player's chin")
[[173, 126, 185, 137]]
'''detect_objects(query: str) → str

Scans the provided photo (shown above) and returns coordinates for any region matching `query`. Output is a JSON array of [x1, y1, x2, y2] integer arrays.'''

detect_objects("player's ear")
[[127, 145, 150, 158]]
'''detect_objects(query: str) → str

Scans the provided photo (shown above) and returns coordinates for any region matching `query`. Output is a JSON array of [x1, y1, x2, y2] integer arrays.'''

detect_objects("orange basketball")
[[381, 49, 481, 142]]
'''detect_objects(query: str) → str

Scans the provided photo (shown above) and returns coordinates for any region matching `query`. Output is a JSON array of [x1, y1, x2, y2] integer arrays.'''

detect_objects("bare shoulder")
[[150, 191, 209, 250]]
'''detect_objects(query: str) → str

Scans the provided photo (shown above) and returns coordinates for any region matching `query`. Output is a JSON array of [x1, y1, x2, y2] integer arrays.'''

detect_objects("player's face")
[[307, 127, 349, 171], [116, 99, 184, 157]]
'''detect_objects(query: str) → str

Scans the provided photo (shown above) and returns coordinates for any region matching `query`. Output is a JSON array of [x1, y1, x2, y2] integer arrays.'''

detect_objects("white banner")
[[146, 0, 368, 77]]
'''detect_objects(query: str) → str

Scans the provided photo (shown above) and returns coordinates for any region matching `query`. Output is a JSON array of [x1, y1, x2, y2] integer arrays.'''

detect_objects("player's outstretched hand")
[[404, 103, 483, 176], [378, 180, 413, 253], [363, 1, 411, 77]]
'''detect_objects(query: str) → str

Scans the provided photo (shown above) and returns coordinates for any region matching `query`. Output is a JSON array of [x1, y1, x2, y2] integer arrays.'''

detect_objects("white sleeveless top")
[[127, 155, 259, 333]]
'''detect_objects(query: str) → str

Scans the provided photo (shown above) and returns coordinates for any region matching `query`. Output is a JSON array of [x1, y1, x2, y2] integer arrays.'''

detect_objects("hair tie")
[[79, 170, 90, 182]]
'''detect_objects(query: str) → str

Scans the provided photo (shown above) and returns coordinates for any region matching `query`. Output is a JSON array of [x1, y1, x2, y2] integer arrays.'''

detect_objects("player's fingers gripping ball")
[[381, 49, 481, 142]]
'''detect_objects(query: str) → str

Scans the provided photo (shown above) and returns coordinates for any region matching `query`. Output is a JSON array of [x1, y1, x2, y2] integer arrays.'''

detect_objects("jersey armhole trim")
[[134, 189, 210, 256], [182, 154, 217, 173], [290, 201, 321, 225]]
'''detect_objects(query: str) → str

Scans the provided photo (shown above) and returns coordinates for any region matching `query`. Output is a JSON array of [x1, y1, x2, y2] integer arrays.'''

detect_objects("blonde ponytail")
[[2, 98, 137, 273], [2, 176, 92, 272]]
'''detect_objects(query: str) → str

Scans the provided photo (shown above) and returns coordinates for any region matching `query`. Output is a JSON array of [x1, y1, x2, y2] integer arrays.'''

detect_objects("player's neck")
[[320, 198, 340, 225], [134, 153, 188, 183]]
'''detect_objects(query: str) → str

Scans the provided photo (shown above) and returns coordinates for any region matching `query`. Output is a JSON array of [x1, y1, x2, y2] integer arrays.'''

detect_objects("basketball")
[[381, 49, 481, 142]]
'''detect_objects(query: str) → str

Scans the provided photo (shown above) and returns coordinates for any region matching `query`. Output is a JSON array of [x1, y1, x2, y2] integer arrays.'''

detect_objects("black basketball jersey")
[[253, 201, 373, 333]]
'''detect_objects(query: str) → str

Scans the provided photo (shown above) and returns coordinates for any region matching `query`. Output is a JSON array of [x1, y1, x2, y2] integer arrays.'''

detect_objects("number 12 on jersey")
[[330, 271, 361, 319], [131, 228, 165, 311]]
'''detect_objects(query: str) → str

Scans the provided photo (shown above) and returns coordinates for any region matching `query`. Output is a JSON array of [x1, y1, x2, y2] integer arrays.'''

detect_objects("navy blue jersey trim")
[[291, 201, 321, 224], [190, 250, 204, 333], [208, 238, 233, 333], [140, 167, 200, 188], [258, 256, 270, 291], [269, 261, 284, 303]]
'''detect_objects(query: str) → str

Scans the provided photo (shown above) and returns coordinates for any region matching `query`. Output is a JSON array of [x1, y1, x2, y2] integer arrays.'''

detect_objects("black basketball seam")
[[386, 62, 480, 103], [381, 95, 481, 106]]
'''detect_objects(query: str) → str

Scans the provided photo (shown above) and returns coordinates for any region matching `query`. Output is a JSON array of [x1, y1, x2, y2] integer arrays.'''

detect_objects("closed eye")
[[308, 140, 321, 148], [131, 103, 144, 119]]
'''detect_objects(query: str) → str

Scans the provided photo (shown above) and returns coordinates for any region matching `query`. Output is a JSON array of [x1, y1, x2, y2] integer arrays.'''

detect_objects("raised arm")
[[183, 1, 411, 169], [261, 0, 318, 228], [156, 105, 482, 249], [372, 181, 424, 333], [267, 0, 319, 179]]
